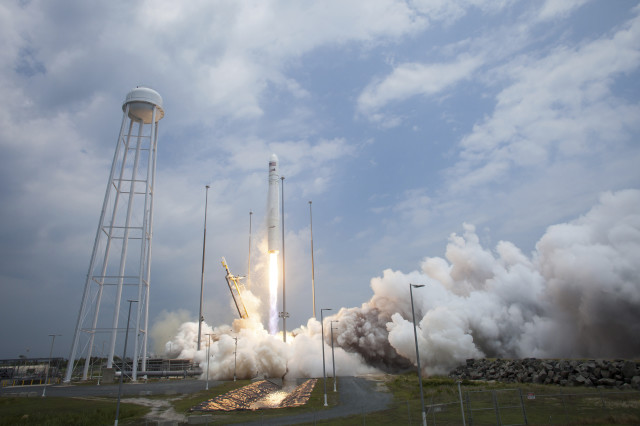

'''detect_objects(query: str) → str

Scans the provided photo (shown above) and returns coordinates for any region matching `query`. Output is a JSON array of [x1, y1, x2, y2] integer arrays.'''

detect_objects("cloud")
[[357, 54, 482, 123], [449, 10, 640, 191], [537, 0, 590, 22]]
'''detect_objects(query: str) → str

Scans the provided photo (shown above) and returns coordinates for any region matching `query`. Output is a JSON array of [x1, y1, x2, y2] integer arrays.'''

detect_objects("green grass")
[[0, 396, 149, 426], [295, 374, 640, 426]]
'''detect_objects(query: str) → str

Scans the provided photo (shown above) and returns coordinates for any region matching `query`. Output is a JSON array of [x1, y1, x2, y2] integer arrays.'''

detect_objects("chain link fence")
[[306, 388, 639, 425]]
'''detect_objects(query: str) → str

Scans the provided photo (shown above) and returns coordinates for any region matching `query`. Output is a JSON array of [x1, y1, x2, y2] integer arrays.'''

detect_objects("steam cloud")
[[158, 189, 640, 379]]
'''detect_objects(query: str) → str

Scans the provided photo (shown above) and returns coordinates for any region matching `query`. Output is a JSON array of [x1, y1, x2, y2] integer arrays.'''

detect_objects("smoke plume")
[[161, 189, 640, 379]]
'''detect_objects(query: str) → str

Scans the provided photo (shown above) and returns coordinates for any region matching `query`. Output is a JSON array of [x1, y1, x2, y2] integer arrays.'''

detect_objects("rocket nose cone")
[[270, 153, 278, 162]]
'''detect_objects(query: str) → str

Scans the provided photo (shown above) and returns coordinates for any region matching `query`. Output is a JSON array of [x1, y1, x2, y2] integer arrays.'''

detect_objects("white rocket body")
[[267, 154, 280, 253]]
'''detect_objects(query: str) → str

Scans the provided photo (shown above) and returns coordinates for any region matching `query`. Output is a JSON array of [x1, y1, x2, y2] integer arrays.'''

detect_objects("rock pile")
[[449, 358, 640, 389]]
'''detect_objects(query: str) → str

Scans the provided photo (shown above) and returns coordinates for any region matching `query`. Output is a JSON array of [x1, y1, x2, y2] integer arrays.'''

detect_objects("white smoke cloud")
[[163, 316, 377, 381], [160, 189, 640, 379], [150, 309, 192, 355]]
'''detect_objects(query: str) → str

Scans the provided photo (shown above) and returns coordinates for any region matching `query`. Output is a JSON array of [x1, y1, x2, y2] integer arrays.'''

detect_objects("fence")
[[307, 388, 640, 425]]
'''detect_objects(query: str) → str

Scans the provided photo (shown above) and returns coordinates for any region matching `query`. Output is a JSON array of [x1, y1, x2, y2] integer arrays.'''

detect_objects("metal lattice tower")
[[65, 87, 164, 382]]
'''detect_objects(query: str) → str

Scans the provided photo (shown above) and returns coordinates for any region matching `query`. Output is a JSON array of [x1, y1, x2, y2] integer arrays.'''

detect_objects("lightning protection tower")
[[65, 87, 164, 382]]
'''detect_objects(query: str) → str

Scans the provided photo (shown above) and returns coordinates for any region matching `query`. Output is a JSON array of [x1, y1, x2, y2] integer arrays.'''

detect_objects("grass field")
[[303, 373, 640, 426], [0, 395, 148, 426], [1, 374, 638, 425]]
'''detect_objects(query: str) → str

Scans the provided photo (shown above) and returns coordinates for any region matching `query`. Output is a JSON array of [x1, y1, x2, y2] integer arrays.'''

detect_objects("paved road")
[[0, 378, 219, 398]]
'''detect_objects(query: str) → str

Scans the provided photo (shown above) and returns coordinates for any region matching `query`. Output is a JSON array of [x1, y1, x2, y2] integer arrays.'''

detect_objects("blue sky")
[[0, 0, 639, 360]]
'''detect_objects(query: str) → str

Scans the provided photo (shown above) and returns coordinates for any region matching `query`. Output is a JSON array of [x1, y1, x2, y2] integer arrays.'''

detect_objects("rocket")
[[267, 153, 280, 253]]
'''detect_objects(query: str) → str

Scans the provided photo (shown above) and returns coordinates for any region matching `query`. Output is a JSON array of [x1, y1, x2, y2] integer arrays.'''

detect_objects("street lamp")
[[309, 201, 316, 319], [42, 334, 61, 397], [280, 176, 289, 342], [410, 283, 427, 426], [320, 308, 332, 407], [233, 336, 238, 382], [330, 320, 338, 392], [197, 185, 210, 351], [205, 333, 213, 390], [115, 299, 137, 426], [457, 380, 466, 426], [247, 211, 252, 287]]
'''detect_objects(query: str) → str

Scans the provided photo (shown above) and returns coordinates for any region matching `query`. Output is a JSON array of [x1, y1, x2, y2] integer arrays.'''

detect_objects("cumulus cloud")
[[537, 0, 590, 22], [449, 9, 640, 191], [357, 55, 481, 123]]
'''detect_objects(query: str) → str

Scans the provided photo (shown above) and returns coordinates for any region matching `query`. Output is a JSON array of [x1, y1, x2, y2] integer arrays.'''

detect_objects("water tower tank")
[[123, 86, 164, 123]]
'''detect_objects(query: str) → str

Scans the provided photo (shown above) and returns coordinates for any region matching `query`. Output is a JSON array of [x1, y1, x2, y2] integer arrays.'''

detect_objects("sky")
[[0, 0, 639, 361]]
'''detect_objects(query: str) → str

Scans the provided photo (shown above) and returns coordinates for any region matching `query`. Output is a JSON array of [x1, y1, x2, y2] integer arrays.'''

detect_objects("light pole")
[[98, 340, 105, 386], [205, 333, 212, 390], [330, 320, 338, 392], [247, 211, 252, 287], [320, 308, 332, 407], [198, 185, 210, 351], [115, 299, 137, 426], [309, 201, 316, 319], [457, 380, 466, 426], [42, 334, 61, 397], [233, 336, 238, 381], [410, 283, 427, 426], [280, 176, 289, 342]]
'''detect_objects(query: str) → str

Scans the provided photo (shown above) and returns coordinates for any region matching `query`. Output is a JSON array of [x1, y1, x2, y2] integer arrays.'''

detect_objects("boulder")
[[621, 361, 638, 379]]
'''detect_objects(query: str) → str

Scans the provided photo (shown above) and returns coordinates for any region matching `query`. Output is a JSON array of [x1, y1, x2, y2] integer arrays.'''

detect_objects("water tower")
[[65, 87, 164, 382]]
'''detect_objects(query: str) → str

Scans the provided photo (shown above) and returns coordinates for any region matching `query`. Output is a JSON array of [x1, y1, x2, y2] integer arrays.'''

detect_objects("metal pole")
[[205, 334, 212, 390], [518, 388, 528, 425], [197, 185, 210, 351], [248, 211, 252, 287], [331, 320, 338, 392], [115, 299, 137, 426], [410, 283, 427, 426], [108, 121, 144, 369], [132, 106, 158, 381], [42, 334, 61, 397], [457, 381, 466, 426], [281, 176, 288, 342], [320, 308, 332, 406], [493, 390, 501, 426], [66, 106, 131, 382], [98, 341, 105, 385], [234, 336, 238, 381], [309, 201, 316, 319]]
